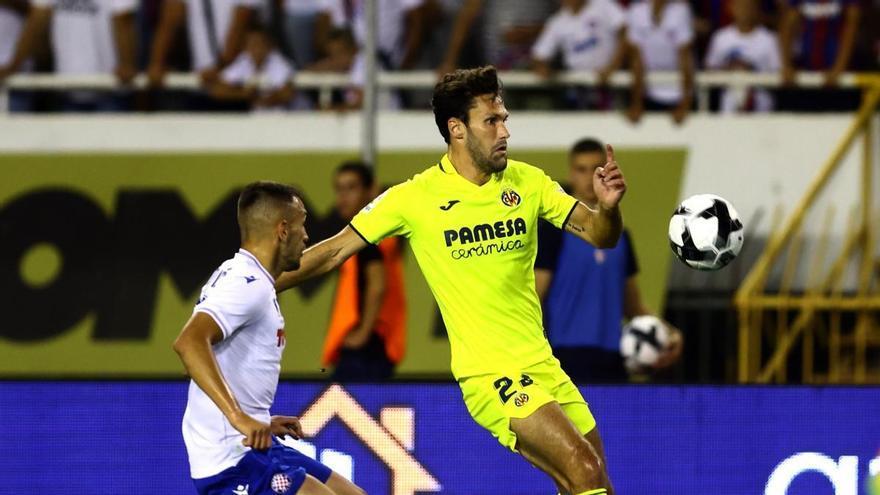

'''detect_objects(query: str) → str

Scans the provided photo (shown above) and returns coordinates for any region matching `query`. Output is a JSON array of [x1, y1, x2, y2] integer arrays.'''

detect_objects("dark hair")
[[327, 27, 357, 50], [237, 181, 299, 219], [431, 66, 502, 144], [335, 160, 375, 188], [569, 138, 606, 158]]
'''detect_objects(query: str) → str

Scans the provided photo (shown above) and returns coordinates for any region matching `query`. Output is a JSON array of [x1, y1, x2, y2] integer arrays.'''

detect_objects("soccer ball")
[[620, 315, 670, 371], [668, 194, 744, 271]]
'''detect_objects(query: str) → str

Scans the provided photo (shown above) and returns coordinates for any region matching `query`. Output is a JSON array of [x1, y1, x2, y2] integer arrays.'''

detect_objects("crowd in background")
[[0, 0, 877, 116]]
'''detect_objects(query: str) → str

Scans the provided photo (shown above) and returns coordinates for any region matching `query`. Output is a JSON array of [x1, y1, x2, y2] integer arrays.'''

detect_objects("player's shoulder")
[[505, 159, 552, 183], [211, 254, 274, 297], [391, 162, 446, 193]]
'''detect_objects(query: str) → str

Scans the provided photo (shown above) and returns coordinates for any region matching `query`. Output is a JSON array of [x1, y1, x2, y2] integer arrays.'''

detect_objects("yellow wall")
[[0, 149, 684, 377]]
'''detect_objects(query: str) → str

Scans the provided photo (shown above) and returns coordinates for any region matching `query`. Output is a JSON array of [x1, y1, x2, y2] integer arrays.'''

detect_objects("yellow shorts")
[[458, 356, 597, 452]]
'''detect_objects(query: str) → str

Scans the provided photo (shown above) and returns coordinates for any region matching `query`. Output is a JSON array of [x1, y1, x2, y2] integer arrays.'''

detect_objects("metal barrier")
[[734, 80, 880, 384]]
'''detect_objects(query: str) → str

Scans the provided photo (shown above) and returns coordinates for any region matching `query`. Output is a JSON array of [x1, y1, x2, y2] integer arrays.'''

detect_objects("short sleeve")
[[265, 52, 294, 88], [221, 55, 251, 84], [110, 0, 137, 14], [671, 3, 694, 47], [535, 219, 563, 270], [622, 229, 639, 276], [538, 172, 579, 229], [606, 0, 626, 31], [194, 275, 265, 339], [30, 0, 56, 8], [704, 31, 724, 69], [350, 183, 411, 244], [625, 5, 642, 44], [762, 32, 782, 71], [530, 17, 561, 61]]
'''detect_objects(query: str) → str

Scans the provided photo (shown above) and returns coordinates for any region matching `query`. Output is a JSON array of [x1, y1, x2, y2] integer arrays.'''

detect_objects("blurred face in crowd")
[[326, 37, 358, 69], [731, 0, 759, 29], [462, 94, 510, 174], [569, 150, 606, 205], [246, 31, 273, 67], [334, 171, 372, 220], [561, 0, 587, 11]]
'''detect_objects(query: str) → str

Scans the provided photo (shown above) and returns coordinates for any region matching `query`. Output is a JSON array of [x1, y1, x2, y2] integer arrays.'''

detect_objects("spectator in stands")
[[280, 0, 336, 68], [0, 0, 137, 111], [0, 0, 31, 111], [323, 161, 407, 382], [779, 0, 860, 87], [626, 0, 695, 124], [307, 27, 400, 109], [209, 25, 296, 111], [325, 0, 428, 70], [530, 0, 629, 110], [147, 0, 260, 87], [705, 0, 781, 112], [536, 138, 683, 383], [438, 0, 557, 73]]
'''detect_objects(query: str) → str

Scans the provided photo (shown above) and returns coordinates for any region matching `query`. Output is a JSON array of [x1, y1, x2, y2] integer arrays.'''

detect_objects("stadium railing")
[[2, 70, 878, 115], [735, 84, 880, 385]]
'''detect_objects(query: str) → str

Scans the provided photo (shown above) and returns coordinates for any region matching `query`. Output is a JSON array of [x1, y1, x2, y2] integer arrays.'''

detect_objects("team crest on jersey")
[[270, 473, 292, 494], [500, 188, 521, 207], [513, 392, 530, 408]]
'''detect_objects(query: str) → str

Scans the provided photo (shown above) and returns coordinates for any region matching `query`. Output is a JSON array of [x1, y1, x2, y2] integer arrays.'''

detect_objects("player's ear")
[[448, 118, 465, 142]]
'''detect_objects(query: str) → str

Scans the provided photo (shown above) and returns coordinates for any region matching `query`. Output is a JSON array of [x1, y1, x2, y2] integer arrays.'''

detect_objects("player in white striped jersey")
[[173, 181, 365, 495]]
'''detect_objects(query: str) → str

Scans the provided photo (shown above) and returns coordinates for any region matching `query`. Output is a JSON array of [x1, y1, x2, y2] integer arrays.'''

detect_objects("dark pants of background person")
[[554, 346, 628, 384], [332, 333, 394, 382]]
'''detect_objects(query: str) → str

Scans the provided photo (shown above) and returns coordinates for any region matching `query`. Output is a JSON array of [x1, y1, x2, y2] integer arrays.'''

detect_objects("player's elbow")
[[593, 233, 620, 249], [172, 333, 191, 357]]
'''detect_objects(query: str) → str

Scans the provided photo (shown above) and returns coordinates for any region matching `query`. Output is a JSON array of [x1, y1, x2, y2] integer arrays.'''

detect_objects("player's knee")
[[562, 441, 604, 492]]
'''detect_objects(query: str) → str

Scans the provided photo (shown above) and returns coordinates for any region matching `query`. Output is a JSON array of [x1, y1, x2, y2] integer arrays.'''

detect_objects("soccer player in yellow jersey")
[[276, 66, 626, 495]]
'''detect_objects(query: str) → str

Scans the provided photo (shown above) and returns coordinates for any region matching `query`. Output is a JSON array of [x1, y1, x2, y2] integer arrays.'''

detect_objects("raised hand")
[[593, 144, 627, 209]]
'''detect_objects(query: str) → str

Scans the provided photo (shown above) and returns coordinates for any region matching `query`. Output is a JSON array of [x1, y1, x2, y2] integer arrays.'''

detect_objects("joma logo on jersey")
[[443, 218, 527, 247]]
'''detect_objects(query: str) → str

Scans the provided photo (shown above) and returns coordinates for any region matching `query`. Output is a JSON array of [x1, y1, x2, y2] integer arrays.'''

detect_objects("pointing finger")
[[605, 144, 615, 163]]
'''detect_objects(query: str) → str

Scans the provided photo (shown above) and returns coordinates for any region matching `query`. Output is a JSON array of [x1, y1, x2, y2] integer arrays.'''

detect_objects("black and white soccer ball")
[[620, 315, 670, 371], [668, 194, 744, 271]]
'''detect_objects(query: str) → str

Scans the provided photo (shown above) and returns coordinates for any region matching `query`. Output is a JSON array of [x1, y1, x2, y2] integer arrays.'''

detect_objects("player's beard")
[[466, 130, 507, 174]]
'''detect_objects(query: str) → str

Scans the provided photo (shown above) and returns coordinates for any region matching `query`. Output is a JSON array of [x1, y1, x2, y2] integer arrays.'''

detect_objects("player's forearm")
[[399, 7, 425, 69], [573, 203, 622, 249], [6, 6, 50, 71], [357, 262, 386, 334], [441, 0, 481, 67], [220, 6, 252, 67], [275, 239, 345, 291], [148, 0, 184, 69], [678, 46, 694, 102], [831, 6, 859, 73], [628, 44, 645, 102], [173, 335, 242, 419], [778, 9, 798, 69], [112, 13, 137, 74]]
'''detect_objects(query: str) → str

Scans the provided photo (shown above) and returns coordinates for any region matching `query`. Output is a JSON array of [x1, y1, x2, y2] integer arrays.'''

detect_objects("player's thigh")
[[459, 370, 556, 452], [296, 475, 336, 495], [325, 472, 366, 495]]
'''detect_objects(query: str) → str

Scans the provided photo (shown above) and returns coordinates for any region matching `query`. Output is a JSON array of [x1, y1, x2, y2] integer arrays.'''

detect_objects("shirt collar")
[[439, 154, 456, 175], [237, 248, 276, 285]]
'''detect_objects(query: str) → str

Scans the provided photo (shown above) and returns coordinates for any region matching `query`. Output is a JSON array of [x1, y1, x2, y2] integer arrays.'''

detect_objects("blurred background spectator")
[[0, 0, 137, 111], [536, 138, 683, 383], [209, 24, 296, 110], [0, 0, 876, 113], [626, 0, 696, 124], [530, 0, 628, 110], [778, 0, 861, 109], [704, 0, 781, 112], [323, 161, 407, 382]]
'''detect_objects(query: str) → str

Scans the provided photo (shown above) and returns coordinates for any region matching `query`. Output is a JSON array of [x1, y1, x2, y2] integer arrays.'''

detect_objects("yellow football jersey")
[[350, 154, 578, 378]]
